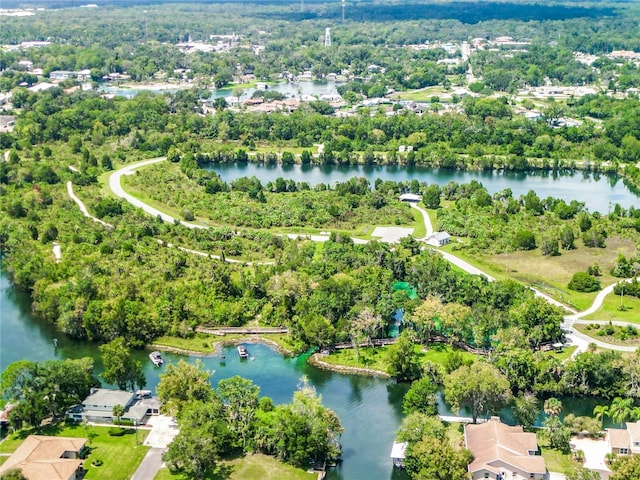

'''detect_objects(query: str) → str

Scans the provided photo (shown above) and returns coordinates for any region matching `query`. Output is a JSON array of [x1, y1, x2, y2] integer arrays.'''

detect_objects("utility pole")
[[144, 10, 148, 43]]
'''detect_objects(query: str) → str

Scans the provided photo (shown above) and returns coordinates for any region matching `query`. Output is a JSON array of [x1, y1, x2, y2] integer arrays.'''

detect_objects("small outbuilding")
[[399, 193, 422, 203], [426, 231, 451, 247], [390, 441, 408, 468]]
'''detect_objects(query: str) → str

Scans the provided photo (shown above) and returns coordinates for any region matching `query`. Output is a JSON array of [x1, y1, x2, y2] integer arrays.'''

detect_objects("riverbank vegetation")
[[157, 363, 342, 478]]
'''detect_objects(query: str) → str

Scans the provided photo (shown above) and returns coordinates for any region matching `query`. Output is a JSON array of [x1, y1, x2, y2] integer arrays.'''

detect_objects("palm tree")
[[593, 404, 609, 430], [610, 397, 634, 427], [543, 397, 563, 417], [112, 404, 125, 426]]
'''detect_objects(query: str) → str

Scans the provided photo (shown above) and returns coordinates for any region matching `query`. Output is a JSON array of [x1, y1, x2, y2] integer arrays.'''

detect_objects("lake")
[[99, 80, 340, 101], [205, 163, 638, 214]]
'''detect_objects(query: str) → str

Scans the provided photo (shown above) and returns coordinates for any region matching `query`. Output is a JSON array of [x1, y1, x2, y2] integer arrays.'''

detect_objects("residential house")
[[607, 421, 640, 455], [465, 417, 549, 480], [0, 435, 86, 480], [426, 231, 451, 247], [67, 388, 157, 425]]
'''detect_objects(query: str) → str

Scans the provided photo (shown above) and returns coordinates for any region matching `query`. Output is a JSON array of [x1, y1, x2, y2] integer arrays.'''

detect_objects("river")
[[0, 269, 409, 480], [0, 267, 619, 479], [205, 163, 638, 214]]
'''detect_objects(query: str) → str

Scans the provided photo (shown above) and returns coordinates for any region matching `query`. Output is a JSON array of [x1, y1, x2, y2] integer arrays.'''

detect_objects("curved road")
[[106, 160, 639, 352], [109, 157, 206, 230]]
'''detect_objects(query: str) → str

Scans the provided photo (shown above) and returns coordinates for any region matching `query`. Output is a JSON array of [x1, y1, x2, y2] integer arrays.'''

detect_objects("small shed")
[[426, 231, 451, 247], [399, 193, 422, 203], [390, 441, 408, 468]]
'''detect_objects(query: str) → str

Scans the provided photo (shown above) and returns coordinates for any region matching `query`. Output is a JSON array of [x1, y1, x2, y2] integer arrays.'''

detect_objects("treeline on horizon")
[[2, 0, 618, 24]]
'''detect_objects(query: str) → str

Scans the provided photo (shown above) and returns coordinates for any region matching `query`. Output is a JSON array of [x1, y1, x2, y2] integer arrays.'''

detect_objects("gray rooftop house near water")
[[67, 388, 160, 425]]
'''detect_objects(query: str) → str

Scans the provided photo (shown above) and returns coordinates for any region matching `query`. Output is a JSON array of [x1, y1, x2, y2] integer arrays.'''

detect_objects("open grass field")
[[321, 342, 477, 373], [582, 293, 640, 323], [390, 86, 447, 101], [0, 423, 149, 480], [447, 237, 637, 312], [154, 453, 316, 480]]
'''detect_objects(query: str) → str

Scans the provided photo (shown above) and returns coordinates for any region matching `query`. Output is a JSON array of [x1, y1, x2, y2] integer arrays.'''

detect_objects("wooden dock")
[[332, 338, 398, 350]]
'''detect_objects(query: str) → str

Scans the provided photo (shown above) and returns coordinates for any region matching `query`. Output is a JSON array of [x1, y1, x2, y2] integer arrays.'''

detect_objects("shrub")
[[108, 427, 125, 436], [568, 272, 601, 292], [514, 230, 536, 250]]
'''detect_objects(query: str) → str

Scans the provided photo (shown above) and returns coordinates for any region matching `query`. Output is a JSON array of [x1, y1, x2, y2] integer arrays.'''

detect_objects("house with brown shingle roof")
[[0, 435, 86, 480], [607, 421, 640, 455], [464, 417, 549, 480]]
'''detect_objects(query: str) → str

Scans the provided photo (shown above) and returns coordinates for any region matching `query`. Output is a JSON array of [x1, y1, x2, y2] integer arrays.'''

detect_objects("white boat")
[[149, 351, 163, 366], [237, 345, 249, 359]]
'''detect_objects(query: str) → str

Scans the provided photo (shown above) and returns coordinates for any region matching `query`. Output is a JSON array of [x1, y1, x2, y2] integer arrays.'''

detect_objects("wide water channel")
[[206, 163, 639, 214], [0, 269, 617, 479]]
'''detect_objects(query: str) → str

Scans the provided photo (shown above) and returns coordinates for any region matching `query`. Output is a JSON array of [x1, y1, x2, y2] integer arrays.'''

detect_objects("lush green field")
[[443, 237, 637, 312], [321, 342, 477, 373], [582, 293, 640, 323], [154, 453, 316, 480], [0, 423, 149, 480]]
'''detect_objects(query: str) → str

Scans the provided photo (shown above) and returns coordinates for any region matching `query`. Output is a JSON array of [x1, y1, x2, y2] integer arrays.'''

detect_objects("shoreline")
[[150, 337, 393, 378], [308, 353, 390, 379], [151, 334, 296, 357]]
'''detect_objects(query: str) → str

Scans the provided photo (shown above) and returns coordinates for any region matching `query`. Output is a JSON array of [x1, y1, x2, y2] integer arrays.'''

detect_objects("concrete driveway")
[[131, 415, 179, 480], [144, 415, 179, 448], [571, 437, 611, 474]]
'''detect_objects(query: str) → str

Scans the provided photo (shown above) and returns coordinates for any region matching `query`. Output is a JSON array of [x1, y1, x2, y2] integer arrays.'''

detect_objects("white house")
[[426, 231, 451, 247], [399, 193, 422, 203]]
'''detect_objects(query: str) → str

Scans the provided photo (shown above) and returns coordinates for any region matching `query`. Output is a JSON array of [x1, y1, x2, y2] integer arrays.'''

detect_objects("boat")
[[149, 351, 163, 366], [237, 345, 249, 359]]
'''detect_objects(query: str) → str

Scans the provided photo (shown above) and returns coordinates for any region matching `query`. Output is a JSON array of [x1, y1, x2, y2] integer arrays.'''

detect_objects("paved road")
[[438, 250, 496, 281], [570, 277, 639, 320], [109, 157, 205, 230], [131, 447, 165, 480]]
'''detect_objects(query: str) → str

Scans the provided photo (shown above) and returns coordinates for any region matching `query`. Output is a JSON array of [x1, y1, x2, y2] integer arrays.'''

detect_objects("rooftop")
[[82, 388, 134, 408], [465, 417, 546, 476], [0, 435, 85, 480]]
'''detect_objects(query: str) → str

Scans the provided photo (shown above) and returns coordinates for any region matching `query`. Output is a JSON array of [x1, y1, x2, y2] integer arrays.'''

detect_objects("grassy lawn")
[[0, 423, 149, 480], [154, 453, 316, 480], [541, 346, 577, 362], [540, 447, 580, 474], [321, 342, 477, 373], [410, 207, 426, 239], [390, 86, 447, 101], [582, 293, 640, 324], [442, 237, 637, 312]]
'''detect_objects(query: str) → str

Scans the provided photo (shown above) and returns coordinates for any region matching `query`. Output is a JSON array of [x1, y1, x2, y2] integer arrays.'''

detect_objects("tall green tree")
[[217, 376, 260, 450], [387, 331, 422, 382], [157, 359, 213, 415], [99, 337, 146, 391], [444, 362, 511, 423]]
